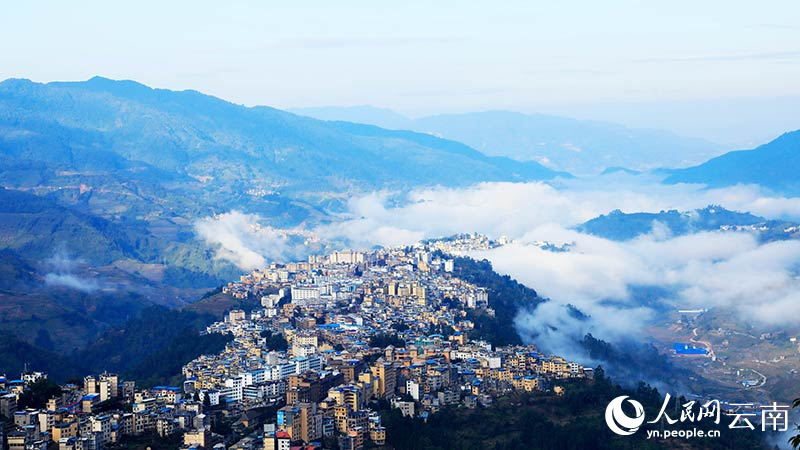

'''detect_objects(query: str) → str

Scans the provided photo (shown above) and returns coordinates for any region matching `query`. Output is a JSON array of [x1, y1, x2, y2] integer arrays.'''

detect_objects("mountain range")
[[0, 76, 568, 292], [1, 76, 798, 371], [577, 205, 800, 241], [0, 77, 563, 203], [664, 130, 800, 195], [0, 76, 566, 357], [291, 106, 726, 175]]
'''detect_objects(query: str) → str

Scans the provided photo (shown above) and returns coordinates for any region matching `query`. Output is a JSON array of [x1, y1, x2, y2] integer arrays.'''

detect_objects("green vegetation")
[[449, 255, 545, 346], [0, 77, 570, 368], [0, 186, 240, 366], [392, 322, 410, 332], [0, 332, 82, 380], [127, 328, 232, 387], [579, 334, 693, 390], [78, 306, 232, 386], [112, 431, 183, 450], [260, 330, 289, 352], [17, 378, 63, 409], [369, 333, 406, 349], [0, 77, 561, 220], [0, 187, 236, 289], [0, 306, 232, 386], [449, 256, 691, 387], [577, 205, 798, 242], [381, 371, 768, 450], [184, 290, 264, 317]]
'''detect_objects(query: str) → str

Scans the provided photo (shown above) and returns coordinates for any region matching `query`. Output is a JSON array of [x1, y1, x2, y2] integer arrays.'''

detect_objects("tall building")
[[276, 406, 299, 440], [227, 310, 246, 324], [338, 429, 364, 450], [83, 376, 97, 396], [0, 392, 17, 418], [406, 380, 420, 400], [90, 415, 112, 444], [295, 317, 317, 331], [97, 380, 110, 402], [328, 251, 365, 265], [444, 259, 454, 272], [291, 286, 321, 303], [346, 410, 368, 441], [370, 362, 396, 398], [329, 385, 362, 413], [333, 405, 349, 434], [296, 402, 320, 443], [99, 374, 119, 398], [276, 402, 322, 443]]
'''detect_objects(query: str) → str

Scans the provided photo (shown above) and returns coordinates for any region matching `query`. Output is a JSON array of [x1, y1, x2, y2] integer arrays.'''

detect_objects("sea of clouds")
[[194, 175, 800, 361]]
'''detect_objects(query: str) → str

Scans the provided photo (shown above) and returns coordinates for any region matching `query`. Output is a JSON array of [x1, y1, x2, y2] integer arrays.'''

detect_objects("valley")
[[0, 76, 797, 450]]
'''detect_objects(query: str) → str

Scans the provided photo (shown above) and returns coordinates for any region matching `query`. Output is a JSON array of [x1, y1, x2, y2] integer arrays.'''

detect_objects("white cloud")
[[194, 211, 307, 270], [43, 252, 103, 293], [312, 178, 800, 358], [469, 229, 800, 360], [44, 273, 100, 293], [314, 177, 800, 250], [193, 179, 800, 358]]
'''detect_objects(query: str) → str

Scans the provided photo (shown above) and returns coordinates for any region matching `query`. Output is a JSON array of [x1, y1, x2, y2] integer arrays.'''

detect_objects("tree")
[[17, 378, 62, 409], [368, 333, 405, 349], [392, 322, 409, 332], [448, 255, 544, 347], [267, 333, 288, 351], [593, 365, 606, 383]]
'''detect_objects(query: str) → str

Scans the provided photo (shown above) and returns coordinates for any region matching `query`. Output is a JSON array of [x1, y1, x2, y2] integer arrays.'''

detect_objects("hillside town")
[[0, 236, 589, 450]]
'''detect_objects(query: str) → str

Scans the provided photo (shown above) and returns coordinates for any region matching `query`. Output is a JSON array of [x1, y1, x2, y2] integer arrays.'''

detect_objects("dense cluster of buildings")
[[0, 371, 216, 450], [186, 239, 587, 449], [1, 236, 587, 450]]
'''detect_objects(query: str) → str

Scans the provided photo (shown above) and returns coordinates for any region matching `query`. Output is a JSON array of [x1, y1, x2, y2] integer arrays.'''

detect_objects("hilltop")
[[664, 130, 800, 195], [577, 205, 800, 241]]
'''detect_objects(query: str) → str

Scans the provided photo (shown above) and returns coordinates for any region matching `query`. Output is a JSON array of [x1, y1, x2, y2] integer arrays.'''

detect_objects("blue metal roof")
[[673, 343, 708, 355]]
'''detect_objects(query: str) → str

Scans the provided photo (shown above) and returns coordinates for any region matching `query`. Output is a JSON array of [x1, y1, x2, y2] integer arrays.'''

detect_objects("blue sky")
[[1, 0, 798, 145]]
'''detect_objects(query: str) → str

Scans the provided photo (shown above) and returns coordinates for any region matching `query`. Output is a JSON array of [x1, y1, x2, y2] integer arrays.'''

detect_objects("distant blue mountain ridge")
[[0, 76, 565, 201], [664, 130, 800, 195], [577, 205, 800, 242], [291, 105, 727, 175], [0, 76, 568, 294]]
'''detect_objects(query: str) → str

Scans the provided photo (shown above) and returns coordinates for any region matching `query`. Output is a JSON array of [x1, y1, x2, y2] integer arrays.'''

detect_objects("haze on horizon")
[[2, 0, 799, 146]]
